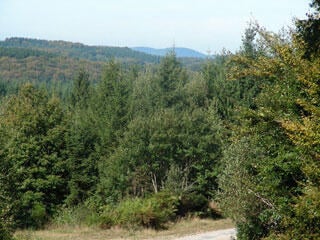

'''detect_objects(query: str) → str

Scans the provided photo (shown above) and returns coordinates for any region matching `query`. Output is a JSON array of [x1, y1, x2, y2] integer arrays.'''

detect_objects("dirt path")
[[173, 228, 236, 240]]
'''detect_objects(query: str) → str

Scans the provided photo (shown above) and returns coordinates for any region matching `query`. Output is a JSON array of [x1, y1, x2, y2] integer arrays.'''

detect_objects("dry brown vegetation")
[[15, 218, 234, 240]]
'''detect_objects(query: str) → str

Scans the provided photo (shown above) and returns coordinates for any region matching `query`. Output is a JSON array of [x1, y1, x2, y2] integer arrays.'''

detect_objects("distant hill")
[[0, 37, 161, 64], [0, 38, 207, 84], [132, 47, 207, 58]]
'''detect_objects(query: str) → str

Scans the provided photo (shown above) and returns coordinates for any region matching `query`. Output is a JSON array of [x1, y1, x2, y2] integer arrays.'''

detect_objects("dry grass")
[[15, 218, 234, 240]]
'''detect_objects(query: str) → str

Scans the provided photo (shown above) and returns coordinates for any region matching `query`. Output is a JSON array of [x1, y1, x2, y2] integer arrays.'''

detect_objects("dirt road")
[[173, 228, 236, 240]]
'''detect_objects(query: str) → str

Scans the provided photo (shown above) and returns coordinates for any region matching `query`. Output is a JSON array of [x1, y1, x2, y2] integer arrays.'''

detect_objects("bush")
[[100, 191, 179, 229], [0, 223, 13, 240], [30, 202, 47, 229], [141, 191, 179, 228], [52, 205, 100, 227], [0, 202, 14, 240], [176, 192, 221, 218]]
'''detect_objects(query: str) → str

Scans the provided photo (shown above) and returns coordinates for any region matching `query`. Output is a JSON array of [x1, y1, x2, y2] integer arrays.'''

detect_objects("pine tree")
[[65, 69, 98, 205]]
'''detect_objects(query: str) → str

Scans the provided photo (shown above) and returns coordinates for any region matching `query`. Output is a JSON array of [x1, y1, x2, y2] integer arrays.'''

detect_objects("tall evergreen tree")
[[0, 84, 69, 228], [70, 68, 90, 107], [65, 69, 98, 206], [94, 60, 130, 154], [157, 52, 187, 109]]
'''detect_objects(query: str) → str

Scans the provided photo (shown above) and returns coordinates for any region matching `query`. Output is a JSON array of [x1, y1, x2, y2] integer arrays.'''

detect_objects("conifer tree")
[[65, 69, 98, 205], [0, 84, 69, 228]]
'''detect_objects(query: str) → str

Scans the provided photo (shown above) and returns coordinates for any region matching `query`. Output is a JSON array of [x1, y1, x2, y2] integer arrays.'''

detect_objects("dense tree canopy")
[[1, 2, 319, 239]]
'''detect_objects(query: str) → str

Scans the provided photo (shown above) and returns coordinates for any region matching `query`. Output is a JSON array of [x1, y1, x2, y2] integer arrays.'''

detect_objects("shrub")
[[0, 200, 14, 240], [30, 202, 47, 229], [177, 192, 209, 217], [140, 191, 178, 228], [100, 191, 179, 229], [0, 223, 13, 240], [52, 205, 99, 227]]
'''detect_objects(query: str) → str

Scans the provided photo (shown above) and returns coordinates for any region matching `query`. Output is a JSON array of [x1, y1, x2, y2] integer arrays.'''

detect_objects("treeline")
[[0, 54, 104, 84], [1, 1, 320, 239], [0, 47, 57, 59], [0, 37, 161, 63]]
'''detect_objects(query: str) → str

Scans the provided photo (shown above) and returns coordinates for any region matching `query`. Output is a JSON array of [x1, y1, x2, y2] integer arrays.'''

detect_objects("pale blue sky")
[[0, 0, 310, 53]]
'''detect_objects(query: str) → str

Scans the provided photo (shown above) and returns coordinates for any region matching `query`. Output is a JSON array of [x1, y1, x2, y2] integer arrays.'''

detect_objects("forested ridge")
[[0, 39, 204, 85], [0, 38, 159, 87], [1, 1, 320, 239], [0, 38, 161, 63]]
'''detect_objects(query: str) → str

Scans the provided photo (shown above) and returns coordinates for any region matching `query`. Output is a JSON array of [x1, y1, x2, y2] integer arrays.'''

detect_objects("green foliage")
[[0, 224, 13, 240], [157, 52, 188, 109], [217, 137, 262, 223], [65, 70, 98, 206], [296, 0, 320, 59], [1, 4, 320, 238], [202, 53, 261, 120], [94, 60, 130, 153], [93, 55, 226, 230], [100, 192, 178, 229], [0, 196, 14, 240], [217, 5, 320, 238], [52, 205, 100, 227], [177, 192, 209, 217], [277, 187, 320, 240], [0, 42, 263, 232], [0, 46, 57, 59], [65, 117, 98, 206], [129, 67, 157, 117], [98, 105, 224, 202], [0, 54, 103, 84], [70, 69, 91, 107], [0, 84, 69, 228], [0, 37, 160, 63]]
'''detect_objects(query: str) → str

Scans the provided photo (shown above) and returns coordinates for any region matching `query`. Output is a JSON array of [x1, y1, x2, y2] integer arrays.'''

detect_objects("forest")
[[1, 1, 320, 239]]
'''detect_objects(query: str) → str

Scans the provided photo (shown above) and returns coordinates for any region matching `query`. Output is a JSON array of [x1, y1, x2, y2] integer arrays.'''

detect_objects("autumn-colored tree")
[[218, 12, 320, 238]]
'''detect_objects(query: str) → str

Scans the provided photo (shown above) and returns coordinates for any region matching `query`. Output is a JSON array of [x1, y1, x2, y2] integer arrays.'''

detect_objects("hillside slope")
[[0, 38, 206, 83]]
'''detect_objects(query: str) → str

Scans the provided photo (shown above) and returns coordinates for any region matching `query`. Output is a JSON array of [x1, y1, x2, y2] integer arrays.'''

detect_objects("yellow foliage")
[[225, 20, 320, 239], [228, 25, 320, 162]]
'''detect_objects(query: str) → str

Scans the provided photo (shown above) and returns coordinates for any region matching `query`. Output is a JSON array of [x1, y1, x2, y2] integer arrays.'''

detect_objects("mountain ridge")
[[132, 47, 207, 58], [0, 37, 161, 63], [0, 37, 207, 61]]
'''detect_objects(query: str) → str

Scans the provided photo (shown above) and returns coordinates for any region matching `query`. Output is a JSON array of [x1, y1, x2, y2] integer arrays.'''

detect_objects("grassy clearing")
[[14, 218, 234, 240]]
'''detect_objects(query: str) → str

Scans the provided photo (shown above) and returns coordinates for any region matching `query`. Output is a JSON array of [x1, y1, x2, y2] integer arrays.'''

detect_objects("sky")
[[0, 0, 311, 53]]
